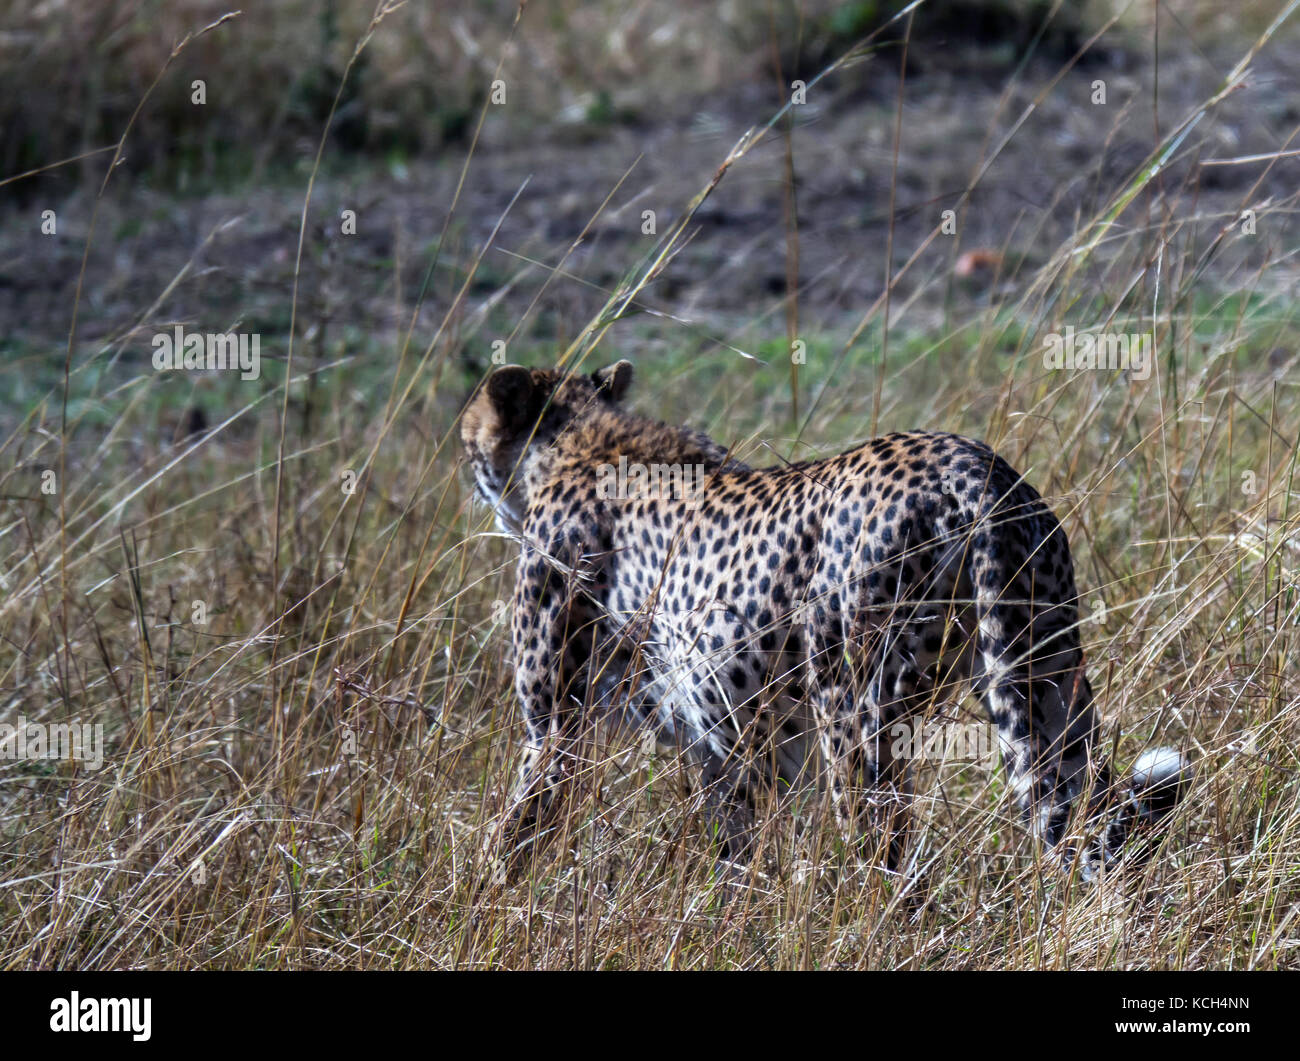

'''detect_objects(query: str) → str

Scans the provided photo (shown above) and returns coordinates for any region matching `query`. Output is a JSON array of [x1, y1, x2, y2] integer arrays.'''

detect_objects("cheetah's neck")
[[553, 409, 745, 473]]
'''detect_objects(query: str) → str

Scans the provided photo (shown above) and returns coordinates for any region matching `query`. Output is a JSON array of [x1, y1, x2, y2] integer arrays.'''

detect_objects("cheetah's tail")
[[1097, 746, 1192, 872]]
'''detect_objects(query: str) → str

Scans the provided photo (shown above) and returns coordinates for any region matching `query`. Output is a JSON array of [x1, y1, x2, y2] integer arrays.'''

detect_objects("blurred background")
[[2, 0, 1297, 425]]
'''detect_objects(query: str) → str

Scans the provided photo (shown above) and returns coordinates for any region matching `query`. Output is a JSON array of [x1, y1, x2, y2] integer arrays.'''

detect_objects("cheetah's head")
[[460, 360, 634, 532]]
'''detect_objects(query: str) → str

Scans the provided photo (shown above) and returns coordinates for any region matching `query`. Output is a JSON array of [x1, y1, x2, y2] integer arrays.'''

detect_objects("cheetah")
[[460, 359, 1188, 883]]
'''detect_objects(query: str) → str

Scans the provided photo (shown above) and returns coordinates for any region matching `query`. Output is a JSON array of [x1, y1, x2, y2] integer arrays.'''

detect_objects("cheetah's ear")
[[485, 365, 541, 429], [592, 360, 634, 403]]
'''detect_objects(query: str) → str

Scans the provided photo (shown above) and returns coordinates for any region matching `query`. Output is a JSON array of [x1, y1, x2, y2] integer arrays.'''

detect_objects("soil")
[[1, 32, 1297, 401]]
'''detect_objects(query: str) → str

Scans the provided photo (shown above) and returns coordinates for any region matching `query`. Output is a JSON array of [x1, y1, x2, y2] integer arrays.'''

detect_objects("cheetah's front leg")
[[490, 550, 597, 878]]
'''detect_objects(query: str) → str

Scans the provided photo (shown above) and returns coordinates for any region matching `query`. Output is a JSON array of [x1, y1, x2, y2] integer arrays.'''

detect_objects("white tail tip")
[[1130, 746, 1190, 820]]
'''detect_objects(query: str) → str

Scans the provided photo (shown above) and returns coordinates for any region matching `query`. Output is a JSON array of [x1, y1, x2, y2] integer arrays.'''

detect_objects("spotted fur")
[[461, 360, 1187, 881]]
